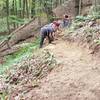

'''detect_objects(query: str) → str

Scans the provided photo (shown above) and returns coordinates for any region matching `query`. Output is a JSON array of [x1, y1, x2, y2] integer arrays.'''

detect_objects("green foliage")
[[90, 5, 100, 15], [9, 15, 30, 24], [64, 13, 100, 35], [72, 12, 100, 32], [0, 35, 8, 42], [0, 38, 40, 75], [94, 39, 100, 45], [0, 92, 8, 100], [0, 16, 30, 33], [0, 18, 8, 33], [75, 7, 100, 23], [87, 5, 100, 20], [75, 16, 90, 22], [87, 14, 100, 20], [0, 0, 62, 32]]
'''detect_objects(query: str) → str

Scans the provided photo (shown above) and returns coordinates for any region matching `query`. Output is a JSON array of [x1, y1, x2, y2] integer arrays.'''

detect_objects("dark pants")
[[50, 32, 54, 41], [40, 29, 52, 48], [63, 20, 69, 28]]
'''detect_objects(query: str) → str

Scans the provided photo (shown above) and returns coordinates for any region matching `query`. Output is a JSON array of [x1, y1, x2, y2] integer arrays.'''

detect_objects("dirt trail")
[[25, 39, 100, 100]]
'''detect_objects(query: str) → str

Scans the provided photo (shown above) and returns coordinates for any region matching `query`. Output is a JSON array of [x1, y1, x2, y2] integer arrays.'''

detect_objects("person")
[[62, 14, 70, 28], [39, 21, 60, 48]]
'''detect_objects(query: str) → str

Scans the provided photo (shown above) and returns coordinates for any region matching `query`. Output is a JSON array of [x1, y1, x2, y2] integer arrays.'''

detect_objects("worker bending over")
[[39, 21, 60, 48]]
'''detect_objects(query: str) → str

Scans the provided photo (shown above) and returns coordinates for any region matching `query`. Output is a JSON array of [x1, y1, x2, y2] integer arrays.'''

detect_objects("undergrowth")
[[0, 35, 9, 42], [64, 10, 100, 35], [0, 18, 8, 33], [0, 92, 8, 100], [0, 37, 40, 75], [0, 17, 30, 33]]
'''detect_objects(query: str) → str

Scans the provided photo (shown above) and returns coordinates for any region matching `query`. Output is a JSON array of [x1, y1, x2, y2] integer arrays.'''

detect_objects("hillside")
[[0, 0, 100, 100], [0, 18, 100, 99], [22, 40, 100, 100]]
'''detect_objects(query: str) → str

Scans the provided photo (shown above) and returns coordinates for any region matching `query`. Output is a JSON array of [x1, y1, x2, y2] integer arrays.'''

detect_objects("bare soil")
[[23, 39, 100, 100]]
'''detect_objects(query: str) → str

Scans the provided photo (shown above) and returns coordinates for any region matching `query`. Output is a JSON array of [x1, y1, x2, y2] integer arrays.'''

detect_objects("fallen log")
[[0, 17, 47, 52], [0, 46, 20, 57], [8, 18, 41, 46]]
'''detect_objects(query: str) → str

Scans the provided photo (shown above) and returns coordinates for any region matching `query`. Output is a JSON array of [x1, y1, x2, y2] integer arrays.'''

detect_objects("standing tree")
[[6, 0, 10, 33], [79, 0, 82, 15]]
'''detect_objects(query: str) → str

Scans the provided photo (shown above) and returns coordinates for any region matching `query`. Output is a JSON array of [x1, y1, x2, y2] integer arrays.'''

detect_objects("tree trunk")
[[6, 0, 10, 34], [19, 0, 22, 17], [26, 0, 29, 18], [15, 0, 18, 28], [12, 0, 16, 29], [7, 18, 47, 47], [23, 0, 25, 18], [31, 0, 35, 18], [79, 0, 82, 15]]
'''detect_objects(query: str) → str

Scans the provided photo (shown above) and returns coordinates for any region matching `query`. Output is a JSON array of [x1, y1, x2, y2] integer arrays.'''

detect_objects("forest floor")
[[0, 18, 100, 100], [21, 38, 100, 100]]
